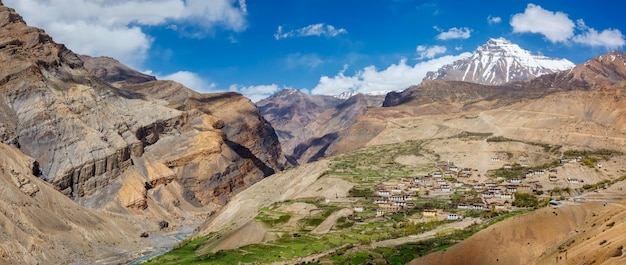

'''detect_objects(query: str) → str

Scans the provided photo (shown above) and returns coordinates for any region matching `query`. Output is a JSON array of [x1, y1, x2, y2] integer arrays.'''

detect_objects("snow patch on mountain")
[[424, 38, 575, 85]]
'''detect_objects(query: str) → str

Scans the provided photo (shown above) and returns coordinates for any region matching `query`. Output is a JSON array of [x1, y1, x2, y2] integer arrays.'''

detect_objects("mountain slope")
[[424, 38, 574, 85], [79, 55, 156, 87], [0, 142, 151, 265], [257, 89, 384, 164], [0, 2, 286, 263]]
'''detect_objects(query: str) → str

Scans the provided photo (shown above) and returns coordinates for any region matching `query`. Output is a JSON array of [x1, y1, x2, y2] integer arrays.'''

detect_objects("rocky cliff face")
[[81, 56, 287, 176], [0, 2, 290, 262], [0, 142, 153, 265], [257, 89, 384, 164], [0, 0, 284, 237], [424, 38, 574, 85], [79, 55, 156, 87]]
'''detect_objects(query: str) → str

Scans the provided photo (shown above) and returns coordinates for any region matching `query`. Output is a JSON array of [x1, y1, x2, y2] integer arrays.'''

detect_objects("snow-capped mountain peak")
[[424, 37, 575, 85]]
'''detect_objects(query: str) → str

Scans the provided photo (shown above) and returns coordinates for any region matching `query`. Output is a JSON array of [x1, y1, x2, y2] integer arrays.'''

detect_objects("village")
[[359, 156, 598, 222]]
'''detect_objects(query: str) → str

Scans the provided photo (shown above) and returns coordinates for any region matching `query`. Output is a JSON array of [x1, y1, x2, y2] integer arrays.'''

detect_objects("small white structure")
[[491, 157, 500, 162], [378, 190, 390, 196], [509, 178, 521, 184], [567, 178, 579, 184], [472, 205, 484, 210], [503, 164, 513, 169], [441, 185, 451, 192], [354, 206, 364, 212], [376, 209, 385, 217], [447, 214, 460, 220], [457, 204, 470, 210]]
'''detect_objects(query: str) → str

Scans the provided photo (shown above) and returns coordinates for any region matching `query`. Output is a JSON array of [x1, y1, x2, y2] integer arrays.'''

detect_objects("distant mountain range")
[[424, 37, 574, 85]]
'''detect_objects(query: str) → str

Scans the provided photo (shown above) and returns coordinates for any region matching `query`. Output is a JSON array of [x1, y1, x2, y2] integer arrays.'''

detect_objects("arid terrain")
[[0, 1, 625, 264]]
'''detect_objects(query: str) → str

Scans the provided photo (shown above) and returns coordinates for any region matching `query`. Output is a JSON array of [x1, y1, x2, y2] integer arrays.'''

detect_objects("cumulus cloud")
[[311, 52, 472, 96], [510, 3, 574, 43], [274, 23, 347, 40], [229, 84, 292, 102], [510, 3, 624, 49], [416, 45, 447, 60], [157, 71, 217, 93], [488, 16, 502, 25], [435, 27, 471, 40], [572, 19, 625, 49], [5, 0, 248, 67]]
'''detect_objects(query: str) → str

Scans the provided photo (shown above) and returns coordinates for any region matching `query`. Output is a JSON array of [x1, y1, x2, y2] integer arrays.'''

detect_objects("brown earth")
[[411, 181, 626, 265], [0, 2, 287, 263]]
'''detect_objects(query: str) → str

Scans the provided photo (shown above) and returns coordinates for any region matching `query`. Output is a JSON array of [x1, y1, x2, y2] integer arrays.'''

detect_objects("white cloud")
[[311, 52, 472, 96], [274, 23, 347, 40], [572, 19, 625, 49], [157, 71, 217, 93], [435, 27, 471, 40], [510, 4, 625, 49], [510, 3, 574, 43], [229, 84, 287, 102], [5, 0, 248, 67], [416, 45, 447, 60], [488, 16, 501, 25]]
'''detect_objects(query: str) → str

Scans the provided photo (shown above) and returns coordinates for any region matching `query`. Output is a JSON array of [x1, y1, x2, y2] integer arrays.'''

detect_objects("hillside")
[[0, 3, 285, 263], [258, 89, 384, 164], [412, 184, 626, 265], [0, 143, 152, 265], [144, 50, 626, 264]]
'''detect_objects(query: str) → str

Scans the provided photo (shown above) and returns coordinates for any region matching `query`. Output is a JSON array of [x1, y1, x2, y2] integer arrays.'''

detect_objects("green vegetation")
[[451, 131, 493, 140], [255, 207, 292, 227], [563, 149, 622, 168], [348, 186, 374, 197], [319, 210, 531, 265], [145, 141, 626, 265], [512, 192, 539, 208], [490, 160, 560, 180], [328, 140, 432, 184], [486, 136, 561, 153]]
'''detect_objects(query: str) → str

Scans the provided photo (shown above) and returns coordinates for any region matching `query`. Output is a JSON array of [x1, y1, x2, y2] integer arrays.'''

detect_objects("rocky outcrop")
[[121, 82, 288, 175], [0, 2, 282, 213], [0, 2, 290, 263], [79, 55, 156, 87], [0, 142, 152, 265], [257, 89, 384, 163]]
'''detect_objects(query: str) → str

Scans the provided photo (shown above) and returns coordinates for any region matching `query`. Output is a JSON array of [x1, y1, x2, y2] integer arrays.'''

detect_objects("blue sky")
[[5, 0, 625, 101]]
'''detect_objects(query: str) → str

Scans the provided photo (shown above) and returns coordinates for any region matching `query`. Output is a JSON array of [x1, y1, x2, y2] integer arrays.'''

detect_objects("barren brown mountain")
[[169, 51, 626, 265], [0, 3, 285, 263], [257, 89, 384, 163]]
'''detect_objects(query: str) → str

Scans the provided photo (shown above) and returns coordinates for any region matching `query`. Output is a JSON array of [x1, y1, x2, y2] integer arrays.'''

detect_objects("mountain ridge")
[[424, 38, 574, 85]]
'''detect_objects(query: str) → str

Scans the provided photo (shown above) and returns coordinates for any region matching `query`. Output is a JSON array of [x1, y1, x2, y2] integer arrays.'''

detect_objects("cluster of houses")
[[358, 158, 581, 220]]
